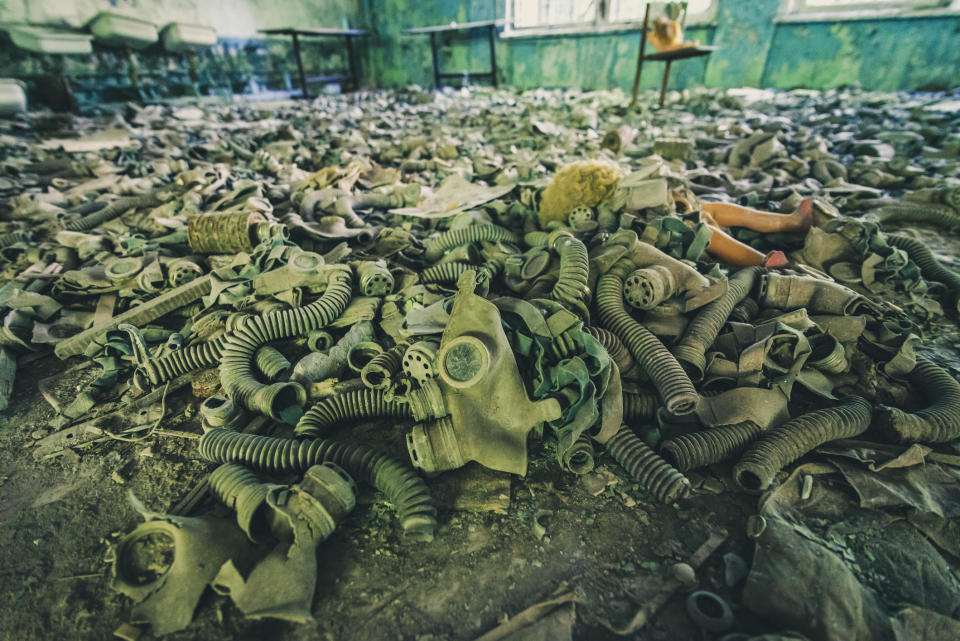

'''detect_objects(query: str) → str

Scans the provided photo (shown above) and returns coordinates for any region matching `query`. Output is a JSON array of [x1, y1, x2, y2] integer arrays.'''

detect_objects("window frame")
[[776, 0, 960, 23], [502, 0, 718, 38]]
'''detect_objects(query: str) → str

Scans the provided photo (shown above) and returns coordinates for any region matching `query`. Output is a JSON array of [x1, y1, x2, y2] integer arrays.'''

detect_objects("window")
[[805, 0, 915, 4], [508, 0, 717, 32], [781, 0, 953, 19], [608, 0, 715, 22], [512, 0, 597, 29]]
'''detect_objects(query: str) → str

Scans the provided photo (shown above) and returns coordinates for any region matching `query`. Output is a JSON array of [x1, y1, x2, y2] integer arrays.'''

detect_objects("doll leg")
[[703, 224, 788, 268], [701, 198, 813, 234]]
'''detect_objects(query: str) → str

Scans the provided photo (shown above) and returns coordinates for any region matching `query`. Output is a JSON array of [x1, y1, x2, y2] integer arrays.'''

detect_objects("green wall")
[[358, 0, 712, 91], [763, 15, 960, 91], [703, 0, 778, 88], [501, 25, 712, 90], [358, 0, 960, 92]]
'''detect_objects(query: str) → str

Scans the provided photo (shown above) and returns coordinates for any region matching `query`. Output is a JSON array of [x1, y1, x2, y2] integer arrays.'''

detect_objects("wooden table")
[[258, 27, 367, 98], [404, 19, 504, 89]]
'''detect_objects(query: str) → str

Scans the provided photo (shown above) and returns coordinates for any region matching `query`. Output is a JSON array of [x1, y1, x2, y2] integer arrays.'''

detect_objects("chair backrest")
[[644, 2, 689, 30]]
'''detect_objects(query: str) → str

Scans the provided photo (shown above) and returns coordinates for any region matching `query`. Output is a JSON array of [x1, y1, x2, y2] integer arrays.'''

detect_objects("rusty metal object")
[[187, 211, 275, 254], [602, 125, 638, 153]]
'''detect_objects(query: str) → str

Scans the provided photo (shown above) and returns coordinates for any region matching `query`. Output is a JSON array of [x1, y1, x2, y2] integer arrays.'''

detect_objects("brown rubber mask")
[[212, 463, 357, 623], [407, 271, 561, 475], [108, 513, 255, 636]]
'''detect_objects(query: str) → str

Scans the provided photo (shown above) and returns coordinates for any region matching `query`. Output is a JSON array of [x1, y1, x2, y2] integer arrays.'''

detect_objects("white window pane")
[[514, 0, 541, 27], [805, 0, 903, 4], [547, 0, 597, 24], [609, 1, 715, 23], [609, 0, 647, 21], [514, 0, 598, 26]]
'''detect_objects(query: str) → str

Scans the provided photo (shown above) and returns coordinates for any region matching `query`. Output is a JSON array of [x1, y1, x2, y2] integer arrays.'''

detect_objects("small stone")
[[581, 467, 618, 496], [671, 562, 697, 589], [190, 368, 220, 399]]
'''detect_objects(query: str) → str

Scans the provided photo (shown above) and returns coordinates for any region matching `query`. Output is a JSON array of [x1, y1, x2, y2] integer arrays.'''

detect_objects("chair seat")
[[642, 45, 719, 62]]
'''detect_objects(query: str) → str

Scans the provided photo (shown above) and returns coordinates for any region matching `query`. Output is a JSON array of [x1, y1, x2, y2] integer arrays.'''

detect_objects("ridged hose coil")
[[66, 193, 163, 231], [875, 203, 960, 229], [886, 234, 960, 314], [138, 335, 227, 387], [673, 267, 762, 380], [875, 357, 960, 443], [208, 463, 272, 542], [660, 421, 762, 472], [423, 225, 520, 262], [219, 267, 353, 422], [623, 389, 659, 421], [563, 435, 596, 474], [0, 231, 29, 249], [421, 262, 473, 284], [198, 428, 437, 539], [585, 327, 635, 374], [596, 259, 699, 416], [294, 388, 414, 438], [605, 426, 691, 503], [733, 396, 872, 491], [361, 341, 410, 390]]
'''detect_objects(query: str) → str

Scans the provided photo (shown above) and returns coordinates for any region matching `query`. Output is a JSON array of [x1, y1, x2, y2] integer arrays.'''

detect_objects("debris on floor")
[[0, 85, 959, 640]]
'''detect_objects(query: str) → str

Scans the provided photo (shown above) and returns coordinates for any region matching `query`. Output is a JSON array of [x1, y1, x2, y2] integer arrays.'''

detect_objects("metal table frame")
[[258, 27, 367, 98], [404, 19, 504, 89]]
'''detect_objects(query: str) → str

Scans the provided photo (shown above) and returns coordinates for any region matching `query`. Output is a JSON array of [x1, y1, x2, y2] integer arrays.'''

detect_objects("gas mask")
[[406, 271, 562, 476]]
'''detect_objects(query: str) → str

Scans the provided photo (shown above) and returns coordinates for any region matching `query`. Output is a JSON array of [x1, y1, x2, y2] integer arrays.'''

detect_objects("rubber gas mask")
[[406, 271, 562, 475]]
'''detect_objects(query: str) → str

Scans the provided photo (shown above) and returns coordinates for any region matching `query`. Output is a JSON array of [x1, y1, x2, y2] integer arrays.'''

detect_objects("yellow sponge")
[[539, 159, 625, 226]]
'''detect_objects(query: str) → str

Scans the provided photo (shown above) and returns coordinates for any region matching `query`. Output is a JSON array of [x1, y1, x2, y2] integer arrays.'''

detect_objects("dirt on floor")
[[0, 350, 759, 641], [2, 245, 959, 641]]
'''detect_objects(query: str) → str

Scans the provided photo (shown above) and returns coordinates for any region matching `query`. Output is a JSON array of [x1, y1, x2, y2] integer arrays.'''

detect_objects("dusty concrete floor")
[[1, 238, 958, 641], [1, 88, 959, 641], [0, 352, 761, 641]]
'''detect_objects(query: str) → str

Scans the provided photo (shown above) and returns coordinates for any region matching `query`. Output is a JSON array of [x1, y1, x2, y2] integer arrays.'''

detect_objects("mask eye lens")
[[444, 342, 481, 382], [438, 336, 489, 388]]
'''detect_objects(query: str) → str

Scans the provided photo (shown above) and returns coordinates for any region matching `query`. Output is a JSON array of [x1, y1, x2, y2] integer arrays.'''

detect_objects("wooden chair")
[[629, 2, 717, 108]]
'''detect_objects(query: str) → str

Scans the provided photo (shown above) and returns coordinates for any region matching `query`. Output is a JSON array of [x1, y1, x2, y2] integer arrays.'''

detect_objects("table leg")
[[630, 4, 651, 107], [123, 47, 144, 103], [186, 52, 200, 97], [346, 35, 359, 91], [61, 72, 76, 111], [292, 32, 310, 99], [659, 59, 671, 108], [430, 32, 441, 89], [488, 25, 498, 88], [630, 56, 644, 107]]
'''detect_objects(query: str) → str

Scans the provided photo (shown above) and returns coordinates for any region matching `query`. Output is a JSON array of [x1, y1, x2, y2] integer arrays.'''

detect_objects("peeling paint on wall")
[[763, 16, 960, 91], [703, 0, 778, 88], [360, 0, 959, 93]]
